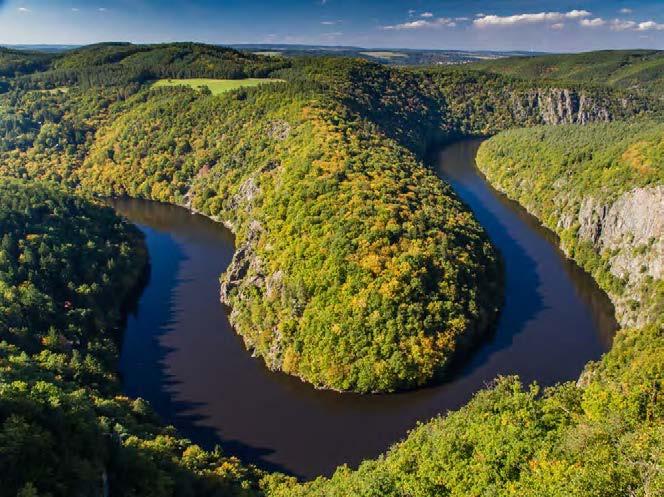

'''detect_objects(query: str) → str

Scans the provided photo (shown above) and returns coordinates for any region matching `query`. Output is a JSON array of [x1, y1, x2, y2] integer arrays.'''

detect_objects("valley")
[[111, 140, 615, 479], [0, 41, 661, 497]]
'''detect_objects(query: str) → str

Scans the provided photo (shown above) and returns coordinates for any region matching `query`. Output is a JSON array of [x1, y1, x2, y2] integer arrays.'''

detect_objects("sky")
[[0, 0, 663, 52]]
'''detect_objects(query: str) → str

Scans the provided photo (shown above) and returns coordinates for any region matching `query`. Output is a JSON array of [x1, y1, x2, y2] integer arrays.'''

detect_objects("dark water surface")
[[114, 139, 616, 480]]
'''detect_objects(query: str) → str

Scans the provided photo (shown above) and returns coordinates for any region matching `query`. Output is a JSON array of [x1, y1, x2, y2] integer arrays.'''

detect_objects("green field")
[[153, 77, 283, 95], [360, 51, 408, 59], [252, 51, 284, 57]]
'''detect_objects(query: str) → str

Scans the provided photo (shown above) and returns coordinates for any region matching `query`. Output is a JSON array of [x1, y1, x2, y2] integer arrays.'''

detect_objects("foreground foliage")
[[0, 42, 662, 495], [266, 121, 664, 497], [0, 182, 265, 496]]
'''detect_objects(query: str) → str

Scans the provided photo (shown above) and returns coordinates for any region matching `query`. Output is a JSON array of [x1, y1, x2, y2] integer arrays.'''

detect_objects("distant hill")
[[230, 44, 541, 66], [469, 50, 664, 95], [3, 42, 290, 87], [0, 46, 54, 77], [3, 43, 543, 68]]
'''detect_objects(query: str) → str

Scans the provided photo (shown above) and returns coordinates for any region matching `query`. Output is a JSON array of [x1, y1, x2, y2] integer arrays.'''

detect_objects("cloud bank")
[[474, 10, 590, 27], [383, 17, 456, 30]]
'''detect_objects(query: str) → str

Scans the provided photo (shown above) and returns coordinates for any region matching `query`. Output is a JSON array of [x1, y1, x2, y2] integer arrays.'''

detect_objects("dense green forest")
[[0, 43, 662, 495], [269, 121, 663, 497], [469, 49, 664, 96], [1, 42, 289, 89], [1, 47, 651, 392], [0, 181, 270, 496], [77, 77, 503, 393], [477, 121, 664, 327]]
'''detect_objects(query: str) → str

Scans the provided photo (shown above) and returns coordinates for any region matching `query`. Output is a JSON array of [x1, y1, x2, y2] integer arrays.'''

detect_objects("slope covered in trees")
[[469, 50, 664, 96], [265, 122, 664, 497], [0, 47, 54, 79], [476, 120, 664, 328], [4, 42, 290, 89], [0, 181, 267, 497], [77, 78, 501, 393], [0, 48, 657, 393], [0, 42, 662, 495], [72, 57, 652, 392]]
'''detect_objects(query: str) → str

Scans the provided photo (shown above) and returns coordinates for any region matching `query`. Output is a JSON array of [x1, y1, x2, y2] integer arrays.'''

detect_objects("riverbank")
[[113, 141, 615, 479]]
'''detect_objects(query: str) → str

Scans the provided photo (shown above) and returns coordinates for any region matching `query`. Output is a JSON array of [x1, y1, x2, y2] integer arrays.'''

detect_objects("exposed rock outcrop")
[[575, 186, 664, 326], [218, 159, 289, 370], [220, 219, 264, 306], [511, 89, 613, 125], [219, 219, 288, 370]]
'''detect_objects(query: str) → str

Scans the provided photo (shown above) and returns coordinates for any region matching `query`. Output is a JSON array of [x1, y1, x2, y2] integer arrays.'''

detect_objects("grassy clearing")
[[360, 51, 408, 59], [33, 86, 69, 94], [152, 78, 283, 95], [253, 51, 284, 57]]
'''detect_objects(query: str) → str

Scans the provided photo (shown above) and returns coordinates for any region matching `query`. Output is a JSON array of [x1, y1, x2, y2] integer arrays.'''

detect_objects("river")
[[113, 139, 616, 480]]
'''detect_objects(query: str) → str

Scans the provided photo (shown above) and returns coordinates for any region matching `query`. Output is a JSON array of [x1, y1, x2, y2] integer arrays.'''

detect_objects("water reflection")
[[114, 140, 616, 480]]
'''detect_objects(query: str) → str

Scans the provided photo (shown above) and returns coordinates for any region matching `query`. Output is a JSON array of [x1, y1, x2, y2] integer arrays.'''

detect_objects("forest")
[[0, 42, 662, 496], [468, 49, 664, 96], [0, 181, 270, 496], [477, 120, 664, 327]]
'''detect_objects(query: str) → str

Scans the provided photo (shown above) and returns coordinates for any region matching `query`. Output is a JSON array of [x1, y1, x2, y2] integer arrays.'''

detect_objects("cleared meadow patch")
[[153, 78, 283, 95], [360, 51, 408, 59]]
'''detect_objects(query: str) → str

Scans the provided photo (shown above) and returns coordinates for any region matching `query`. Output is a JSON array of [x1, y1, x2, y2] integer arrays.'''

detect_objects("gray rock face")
[[219, 218, 288, 370], [220, 219, 264, 306], [512, 89, 612, 125], [577, 186, 664, 325], [266, 120, 291, 141]]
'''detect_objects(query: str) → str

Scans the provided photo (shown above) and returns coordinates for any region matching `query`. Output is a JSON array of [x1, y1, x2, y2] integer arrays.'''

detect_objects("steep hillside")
[[0, 43, 662, 496], [476, 120, 664, 327], [0, 47, 54, 78], [4, 42, 290, 88], [74, 58, 653, 392], [263, 123, 664, 497], [79, 81, 501, 393], [470, 50, 664, 96], [0, 53, 655, 393]]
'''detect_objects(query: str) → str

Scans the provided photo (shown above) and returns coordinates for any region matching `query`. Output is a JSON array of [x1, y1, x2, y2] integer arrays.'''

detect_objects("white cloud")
[[559, 15, 664, 32], [17, 7, 30, 12], [603, 18, 664, 31], [566, 10, 592, 18], [98, 7, 107, 12], [474, 10, 591, 28], [420, 12, 433, 18], [580, 18, 606, 27], [619, 8, 633, 14], [321, 21, 338, 25], [383, 17, 456, 30], [550, 23, 565, 30], [636, 20, 664, 31], [610, 19, 636, 30], [455, 17, 470, 22]]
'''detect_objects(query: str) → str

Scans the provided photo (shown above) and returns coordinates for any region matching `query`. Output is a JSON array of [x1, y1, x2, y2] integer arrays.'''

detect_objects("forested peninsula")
[[0, 43, 662, 496]]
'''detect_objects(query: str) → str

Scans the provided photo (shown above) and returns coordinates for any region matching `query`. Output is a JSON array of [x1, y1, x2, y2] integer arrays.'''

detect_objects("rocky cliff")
[[476, 120, 664, 330], [571, 185, 664, 326], [511, 89, 614, 125]]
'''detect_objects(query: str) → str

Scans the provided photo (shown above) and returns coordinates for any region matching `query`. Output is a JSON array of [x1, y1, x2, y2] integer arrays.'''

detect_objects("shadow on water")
[[111, 139, 617, 480], [114, 200, 288, 474]]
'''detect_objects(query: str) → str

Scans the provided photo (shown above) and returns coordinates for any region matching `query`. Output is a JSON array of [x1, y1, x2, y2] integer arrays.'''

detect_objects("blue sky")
[[0, 1, 662, 51]]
